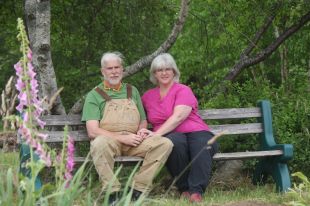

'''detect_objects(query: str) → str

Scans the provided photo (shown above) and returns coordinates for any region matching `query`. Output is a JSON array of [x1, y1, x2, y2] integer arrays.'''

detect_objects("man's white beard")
[[105, 76, 122, 85]]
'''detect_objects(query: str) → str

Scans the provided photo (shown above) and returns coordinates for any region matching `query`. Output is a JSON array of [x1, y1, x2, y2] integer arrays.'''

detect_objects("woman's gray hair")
[[101, 51, 124, 68], [149, 53, 180, 85]]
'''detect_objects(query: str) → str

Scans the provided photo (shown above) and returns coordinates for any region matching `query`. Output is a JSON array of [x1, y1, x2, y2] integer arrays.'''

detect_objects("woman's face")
[[154, 68, 174, 86]]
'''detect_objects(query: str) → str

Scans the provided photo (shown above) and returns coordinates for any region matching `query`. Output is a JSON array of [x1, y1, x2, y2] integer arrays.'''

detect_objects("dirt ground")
[[0, 131, 18, 152]]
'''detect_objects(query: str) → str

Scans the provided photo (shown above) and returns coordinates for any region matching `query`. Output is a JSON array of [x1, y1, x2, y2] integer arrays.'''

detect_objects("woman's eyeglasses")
[[156, 68, 173, 73]]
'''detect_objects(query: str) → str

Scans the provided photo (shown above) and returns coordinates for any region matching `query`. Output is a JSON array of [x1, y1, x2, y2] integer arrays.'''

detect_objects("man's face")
[[101, 58, 123, 85]]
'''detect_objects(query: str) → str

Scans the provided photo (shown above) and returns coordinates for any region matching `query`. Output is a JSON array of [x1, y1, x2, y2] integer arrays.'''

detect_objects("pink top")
[[142, 82, 210, 133]]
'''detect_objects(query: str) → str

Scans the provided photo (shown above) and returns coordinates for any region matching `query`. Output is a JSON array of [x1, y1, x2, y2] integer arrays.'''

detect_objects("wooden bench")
[[41, 100, 293, 192]]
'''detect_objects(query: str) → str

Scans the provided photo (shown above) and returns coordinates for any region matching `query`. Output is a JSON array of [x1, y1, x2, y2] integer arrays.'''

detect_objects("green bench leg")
[[19, 143, 42, 191], [253, 158, 291, 192]]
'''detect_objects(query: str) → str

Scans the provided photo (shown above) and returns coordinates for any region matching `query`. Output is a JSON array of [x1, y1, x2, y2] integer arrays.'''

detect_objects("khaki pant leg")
[[124, 135, 173, 193], [90, 136, 122, 193]]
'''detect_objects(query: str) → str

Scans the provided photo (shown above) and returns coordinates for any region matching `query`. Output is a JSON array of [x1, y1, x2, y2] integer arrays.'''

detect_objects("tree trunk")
[[308, 59, 310, 92], [24, 0, 66, 115], [274, 26, 288, 84]]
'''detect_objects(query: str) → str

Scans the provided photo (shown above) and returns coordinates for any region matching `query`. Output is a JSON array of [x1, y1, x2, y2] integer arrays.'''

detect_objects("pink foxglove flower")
[[14, 46, 52, 167], [14, 62, 23, 76], [35, 143, 44, 156], [27, 63, 36, 78], [16, 79, 25, 91], [64, 135, 75, 187], [15, 19, 78, 183], [36, 117, 46, 129], [16, 104, 24, 113], [36, 132, 48, 141], [27, 49, 32, 60]]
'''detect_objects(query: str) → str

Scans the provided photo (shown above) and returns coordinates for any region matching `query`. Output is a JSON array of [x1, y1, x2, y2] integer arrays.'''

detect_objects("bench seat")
[[74, 150, 284, 164]]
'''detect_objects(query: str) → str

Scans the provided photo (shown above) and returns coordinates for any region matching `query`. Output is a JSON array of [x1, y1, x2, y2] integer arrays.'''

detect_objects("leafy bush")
[[201, 76, 310, 174]]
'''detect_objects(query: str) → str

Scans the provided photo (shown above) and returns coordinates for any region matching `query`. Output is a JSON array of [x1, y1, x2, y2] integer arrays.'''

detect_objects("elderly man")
[[82, 52, 173, 204]]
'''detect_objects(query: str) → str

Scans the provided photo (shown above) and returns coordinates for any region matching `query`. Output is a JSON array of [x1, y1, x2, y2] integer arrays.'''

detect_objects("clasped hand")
[[137, 128, 154, 139], [118, 128, 154, 147]]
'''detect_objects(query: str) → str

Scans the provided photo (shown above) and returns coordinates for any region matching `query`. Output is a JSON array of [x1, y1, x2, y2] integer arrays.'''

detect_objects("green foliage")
[[0, 0, 23, 92], [200, 75, 310, 174], [50, 0, 176, 108], [0, 154, 83, 205], [0, 152, 298, 205], [0, 154, 150, 205], [286, 172, 310, 206], [0, 168, 13, 206]]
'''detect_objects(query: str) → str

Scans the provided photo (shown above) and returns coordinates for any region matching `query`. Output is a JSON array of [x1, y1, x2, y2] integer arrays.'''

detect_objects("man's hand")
[[137, 128, 154, 139], [118, 132, 144, 147]]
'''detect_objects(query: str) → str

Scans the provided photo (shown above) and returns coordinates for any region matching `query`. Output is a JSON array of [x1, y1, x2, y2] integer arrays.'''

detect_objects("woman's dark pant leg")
[[187, 131, 218, 194], [165, 132, 189, 192]]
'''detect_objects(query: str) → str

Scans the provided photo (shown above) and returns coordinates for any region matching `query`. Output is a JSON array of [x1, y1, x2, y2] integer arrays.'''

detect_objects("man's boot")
[[108, 192, 120, 206], [130, 188, 143, 201]]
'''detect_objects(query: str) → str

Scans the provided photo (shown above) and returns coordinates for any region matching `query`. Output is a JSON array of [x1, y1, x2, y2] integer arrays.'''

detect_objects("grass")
[[0, 151, 294, 205], [0, 151, 19, 173], [143, 180, 286, 206], [95, 183, 285, 206]]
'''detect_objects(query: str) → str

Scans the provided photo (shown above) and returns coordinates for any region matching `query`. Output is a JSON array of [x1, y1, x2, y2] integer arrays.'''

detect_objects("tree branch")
[[123, 0, 190, 77], [240, 12, 277, 59], [224, 10, 310, 81]]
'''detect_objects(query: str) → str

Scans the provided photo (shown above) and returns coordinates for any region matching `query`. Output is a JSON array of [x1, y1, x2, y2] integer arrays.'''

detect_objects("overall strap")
[[95, 87, 111, 101], [126, 84, 132, 99]]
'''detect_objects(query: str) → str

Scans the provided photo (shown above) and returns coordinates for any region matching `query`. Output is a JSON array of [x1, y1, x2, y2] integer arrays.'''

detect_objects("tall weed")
[[287, 172, 310, 206]]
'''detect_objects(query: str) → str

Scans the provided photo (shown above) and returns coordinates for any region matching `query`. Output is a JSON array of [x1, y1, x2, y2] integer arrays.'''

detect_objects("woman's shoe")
[[189, 193, 202, 203], [180, 191, 190, 199]]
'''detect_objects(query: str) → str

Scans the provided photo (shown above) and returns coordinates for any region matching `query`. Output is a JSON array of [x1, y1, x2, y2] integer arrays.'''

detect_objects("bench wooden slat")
[[74, 150, 283, 163], [213, 150, 283, 160], [74, 156, 144, 163], [44, 131, 89, 142], [209, 123, 263, 135], [43, 123, 263, 142], [198, 107, 261, 119], [42, 115, 84, 126], [42, 108, 262, 126]]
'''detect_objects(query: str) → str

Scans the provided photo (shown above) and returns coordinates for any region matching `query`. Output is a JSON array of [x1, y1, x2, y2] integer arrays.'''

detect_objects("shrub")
[[201, 77, 310, 174]]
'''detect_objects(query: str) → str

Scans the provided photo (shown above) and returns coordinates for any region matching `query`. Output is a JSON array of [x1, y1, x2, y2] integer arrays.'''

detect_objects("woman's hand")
[[154, 105, 192, 136], [137, 128, 154, 139], [117, 132, 144, 147]]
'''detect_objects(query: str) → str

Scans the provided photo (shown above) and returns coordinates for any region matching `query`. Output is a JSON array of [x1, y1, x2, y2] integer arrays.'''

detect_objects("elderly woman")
[[139, 53, 218, 203]]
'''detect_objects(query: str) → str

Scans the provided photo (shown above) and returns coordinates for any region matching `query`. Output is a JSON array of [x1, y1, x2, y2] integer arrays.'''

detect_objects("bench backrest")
[[42, 100, 273, 144]]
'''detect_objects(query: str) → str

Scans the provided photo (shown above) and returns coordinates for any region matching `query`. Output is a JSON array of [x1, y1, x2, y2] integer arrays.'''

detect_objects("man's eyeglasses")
[[105, 66, 122, 71]]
